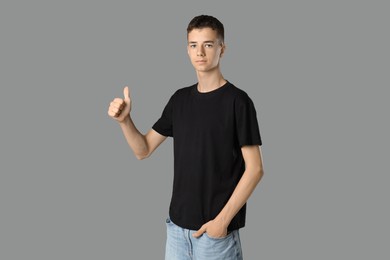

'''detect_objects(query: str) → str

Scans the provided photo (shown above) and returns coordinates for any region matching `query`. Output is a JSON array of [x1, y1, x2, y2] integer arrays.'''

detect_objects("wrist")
[[118, 115, 131, 125], [214, 214, 231, 228]]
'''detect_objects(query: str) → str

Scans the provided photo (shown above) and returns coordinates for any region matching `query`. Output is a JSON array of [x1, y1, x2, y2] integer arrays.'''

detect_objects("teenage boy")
[[108, 14, 264, 260]]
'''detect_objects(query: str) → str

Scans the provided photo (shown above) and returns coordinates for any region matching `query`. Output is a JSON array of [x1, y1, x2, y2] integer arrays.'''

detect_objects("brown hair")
[[187, 15, 224, 43]]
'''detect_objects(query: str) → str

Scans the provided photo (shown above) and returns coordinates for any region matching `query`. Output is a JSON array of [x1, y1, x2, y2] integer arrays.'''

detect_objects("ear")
[[220, 43, 226, 57]]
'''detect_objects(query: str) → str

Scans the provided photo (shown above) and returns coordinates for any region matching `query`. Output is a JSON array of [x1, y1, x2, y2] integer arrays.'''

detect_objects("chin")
[[195, 68, 211, 73], [198, 66, 219, 72]]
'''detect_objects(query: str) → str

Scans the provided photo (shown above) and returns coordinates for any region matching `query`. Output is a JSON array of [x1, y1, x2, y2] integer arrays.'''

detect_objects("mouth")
[[196, 60, 207, 63]]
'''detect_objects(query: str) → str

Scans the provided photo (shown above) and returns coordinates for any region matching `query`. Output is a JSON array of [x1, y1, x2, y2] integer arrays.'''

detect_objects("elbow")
[[134, 144, 151, 160], [259, 169, 264, 182], [254, 167, 264, 184], [135, 151, 150, 160], [135, 155, 146, 160]]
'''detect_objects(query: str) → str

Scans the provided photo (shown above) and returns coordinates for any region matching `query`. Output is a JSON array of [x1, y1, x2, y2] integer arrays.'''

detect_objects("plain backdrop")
[[1, 0, 389, 259]]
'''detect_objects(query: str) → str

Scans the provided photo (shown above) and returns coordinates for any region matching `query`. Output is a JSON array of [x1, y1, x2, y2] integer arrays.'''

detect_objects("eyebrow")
[[188, 41, 215, 44]]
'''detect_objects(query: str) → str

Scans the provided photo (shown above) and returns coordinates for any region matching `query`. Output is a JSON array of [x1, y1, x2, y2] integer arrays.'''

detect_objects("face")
[[187, 28, 225, 73]]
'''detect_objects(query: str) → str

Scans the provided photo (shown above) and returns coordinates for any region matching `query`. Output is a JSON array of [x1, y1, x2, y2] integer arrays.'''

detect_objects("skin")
[[107, 27, 264, 239], [187, 28, 226, 92]]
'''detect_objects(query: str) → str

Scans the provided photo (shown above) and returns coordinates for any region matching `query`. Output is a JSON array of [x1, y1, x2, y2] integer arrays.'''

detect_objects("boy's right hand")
[[108, 86, 132, 123]]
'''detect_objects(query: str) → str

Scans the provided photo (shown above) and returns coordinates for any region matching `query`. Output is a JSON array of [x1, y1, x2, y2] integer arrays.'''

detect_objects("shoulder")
[[227, 82, 253, 103], [171, 83, 196, 98], [162, 84, 195, 107], [226, 82, 259, 115]]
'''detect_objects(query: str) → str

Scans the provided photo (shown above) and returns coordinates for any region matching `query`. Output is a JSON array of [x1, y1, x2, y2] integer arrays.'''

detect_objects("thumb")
[[123, 86, 130, 101], [192, 225, 207, 238]]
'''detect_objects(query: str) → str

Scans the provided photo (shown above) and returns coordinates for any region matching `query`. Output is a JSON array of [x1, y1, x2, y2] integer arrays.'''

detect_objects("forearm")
[[216, 167, 263, 227], [118, 115, 149, 159]]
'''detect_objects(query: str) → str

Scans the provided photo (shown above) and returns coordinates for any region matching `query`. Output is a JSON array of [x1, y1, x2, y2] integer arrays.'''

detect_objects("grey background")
[[1, 0, 389, 259]]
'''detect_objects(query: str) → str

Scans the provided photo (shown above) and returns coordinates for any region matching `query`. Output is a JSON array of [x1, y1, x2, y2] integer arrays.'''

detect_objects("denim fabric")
[[165, 217, 243, 260]]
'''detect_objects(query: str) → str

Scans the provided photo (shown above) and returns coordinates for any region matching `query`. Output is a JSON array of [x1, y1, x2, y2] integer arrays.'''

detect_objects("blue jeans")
[[165, 217, 243, 260]]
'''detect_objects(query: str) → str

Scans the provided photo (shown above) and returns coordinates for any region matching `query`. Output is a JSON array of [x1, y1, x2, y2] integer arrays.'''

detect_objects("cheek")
[[187, 51, 194, 61], [212, 51, 221, 61], [188, 49, 197, 57]]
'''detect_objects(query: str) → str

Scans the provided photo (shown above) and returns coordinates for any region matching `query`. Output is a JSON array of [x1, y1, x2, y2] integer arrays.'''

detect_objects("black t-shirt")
[[152, 81, 262, 231]]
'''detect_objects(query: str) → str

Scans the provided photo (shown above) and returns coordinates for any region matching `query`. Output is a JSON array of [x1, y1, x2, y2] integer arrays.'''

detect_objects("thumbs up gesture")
[[108, 86, 132, 122]]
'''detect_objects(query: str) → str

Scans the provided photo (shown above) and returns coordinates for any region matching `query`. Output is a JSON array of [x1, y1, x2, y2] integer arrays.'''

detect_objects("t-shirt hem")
[[239, 140, 262, 147], [170, 215, 245, 232]]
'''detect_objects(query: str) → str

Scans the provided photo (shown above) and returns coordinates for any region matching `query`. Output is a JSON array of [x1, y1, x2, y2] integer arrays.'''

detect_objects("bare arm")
[[193, 145, 264, 238], [108, 86, 167, 160], [118, 117, 167, 160], [215, 145, 264, 225]]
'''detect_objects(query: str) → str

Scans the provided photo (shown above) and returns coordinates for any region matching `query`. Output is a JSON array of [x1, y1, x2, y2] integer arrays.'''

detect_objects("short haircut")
[[187, 15, 225, 44]]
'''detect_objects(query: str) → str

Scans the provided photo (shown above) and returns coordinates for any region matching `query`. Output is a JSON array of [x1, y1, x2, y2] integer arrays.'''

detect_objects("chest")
[[173, 97, 235, 135]]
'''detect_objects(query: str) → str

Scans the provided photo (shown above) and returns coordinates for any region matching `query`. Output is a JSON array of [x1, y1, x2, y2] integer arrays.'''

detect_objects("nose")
[[197, 46, 205, 56]]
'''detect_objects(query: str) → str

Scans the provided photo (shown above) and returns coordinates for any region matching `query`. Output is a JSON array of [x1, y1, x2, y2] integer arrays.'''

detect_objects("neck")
[[196, 68, 226, 93]]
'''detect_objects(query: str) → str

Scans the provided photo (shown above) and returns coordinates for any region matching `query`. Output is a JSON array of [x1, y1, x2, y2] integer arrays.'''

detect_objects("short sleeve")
[[152, 95, 174, 137], [234, 93, 262, 147]]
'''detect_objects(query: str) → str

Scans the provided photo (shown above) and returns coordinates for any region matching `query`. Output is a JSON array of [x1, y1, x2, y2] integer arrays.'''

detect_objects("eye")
[[189, 44, 196, 48], [205, 44, 213, 48]]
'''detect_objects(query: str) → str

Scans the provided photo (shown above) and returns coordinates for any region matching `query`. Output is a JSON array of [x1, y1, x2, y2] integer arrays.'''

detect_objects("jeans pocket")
[[204, 231, 233, 241]]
